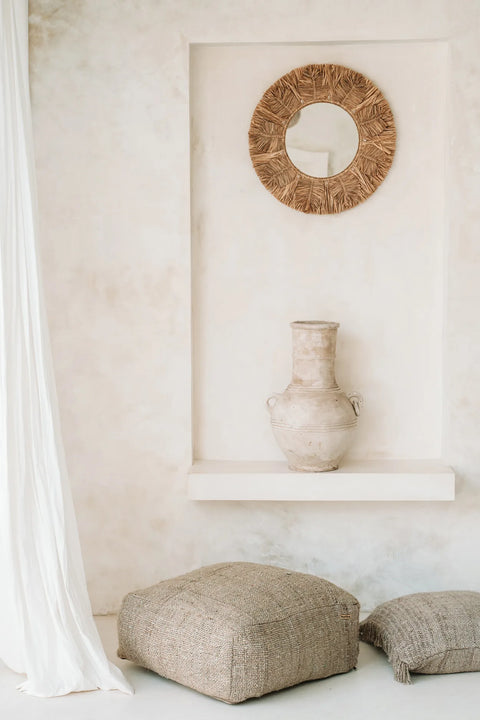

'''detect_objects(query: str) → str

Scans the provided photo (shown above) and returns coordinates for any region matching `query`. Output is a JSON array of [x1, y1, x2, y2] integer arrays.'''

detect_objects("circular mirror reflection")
[[285, 102, 359, 178]]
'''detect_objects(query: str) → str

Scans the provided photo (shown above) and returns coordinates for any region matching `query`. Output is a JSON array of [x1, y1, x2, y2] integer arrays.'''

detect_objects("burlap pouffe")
[[117, 562, 360, 703], [360, 590, 480, 683]]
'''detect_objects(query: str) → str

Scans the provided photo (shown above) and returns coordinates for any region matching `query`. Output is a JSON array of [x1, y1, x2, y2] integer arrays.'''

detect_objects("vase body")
[[267, 321, 361, 472]]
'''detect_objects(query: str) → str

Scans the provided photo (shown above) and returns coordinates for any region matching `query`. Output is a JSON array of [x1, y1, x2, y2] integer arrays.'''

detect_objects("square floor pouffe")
[[117, 562, 360, 703]]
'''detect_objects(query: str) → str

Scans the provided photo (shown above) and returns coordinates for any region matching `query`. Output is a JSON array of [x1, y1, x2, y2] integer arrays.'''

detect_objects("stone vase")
[[267, 321, 362, 472]]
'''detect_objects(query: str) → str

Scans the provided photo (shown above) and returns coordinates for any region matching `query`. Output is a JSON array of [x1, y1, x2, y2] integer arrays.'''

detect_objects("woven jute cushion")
[[360, 590, 480, 684], [117, 562, 360, 703]]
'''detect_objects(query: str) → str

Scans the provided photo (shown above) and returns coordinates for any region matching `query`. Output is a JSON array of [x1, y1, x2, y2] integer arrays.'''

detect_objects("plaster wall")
[[28, 0, 480, 613]]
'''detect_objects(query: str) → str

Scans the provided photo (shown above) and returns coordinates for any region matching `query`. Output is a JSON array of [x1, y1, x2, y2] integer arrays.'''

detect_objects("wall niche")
[[189, 41, 453, 501]]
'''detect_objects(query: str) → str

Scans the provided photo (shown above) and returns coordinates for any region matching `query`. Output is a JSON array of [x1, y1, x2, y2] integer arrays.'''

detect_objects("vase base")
[[288, 463, 339, 473]]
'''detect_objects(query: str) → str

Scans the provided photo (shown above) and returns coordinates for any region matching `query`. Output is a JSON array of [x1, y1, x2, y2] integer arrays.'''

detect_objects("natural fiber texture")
[[360, 591, 480, 684], [249, 64, 396, 214], [117, 562, 360, 703]]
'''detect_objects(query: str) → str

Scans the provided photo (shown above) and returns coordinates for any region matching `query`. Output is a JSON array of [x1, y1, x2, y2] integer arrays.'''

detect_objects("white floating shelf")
[[188, 459, 455, 502]]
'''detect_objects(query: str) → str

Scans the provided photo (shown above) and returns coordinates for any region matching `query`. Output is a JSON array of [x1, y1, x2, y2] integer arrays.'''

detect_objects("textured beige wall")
[[28, 0, 480, 613]]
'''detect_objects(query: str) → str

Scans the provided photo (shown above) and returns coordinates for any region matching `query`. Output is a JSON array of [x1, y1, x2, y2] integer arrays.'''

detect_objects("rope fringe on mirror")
[[249, 64, 396, 214]]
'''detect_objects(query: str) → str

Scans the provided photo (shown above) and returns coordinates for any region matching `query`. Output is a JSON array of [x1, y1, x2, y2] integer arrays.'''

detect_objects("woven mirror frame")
[[248, 64, 396, 214]]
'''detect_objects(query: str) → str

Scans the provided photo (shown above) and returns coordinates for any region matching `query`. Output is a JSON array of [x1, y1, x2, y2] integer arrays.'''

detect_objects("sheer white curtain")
[[0, 0, 132, 697]]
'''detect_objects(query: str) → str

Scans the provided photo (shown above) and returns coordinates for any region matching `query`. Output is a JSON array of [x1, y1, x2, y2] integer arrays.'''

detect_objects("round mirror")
[[249, 64, 396, 214], [285, 103, 359, 177]]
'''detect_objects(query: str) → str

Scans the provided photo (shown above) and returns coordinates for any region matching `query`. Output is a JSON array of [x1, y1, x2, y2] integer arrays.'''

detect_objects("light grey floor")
[[1, 615, 480, 720]]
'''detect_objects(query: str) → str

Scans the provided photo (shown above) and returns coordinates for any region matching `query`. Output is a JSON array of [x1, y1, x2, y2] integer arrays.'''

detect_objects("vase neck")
[[290, 322, 338, 388]]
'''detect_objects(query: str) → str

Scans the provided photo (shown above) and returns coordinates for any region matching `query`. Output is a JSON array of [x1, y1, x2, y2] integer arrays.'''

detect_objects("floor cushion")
[[117, 562, 360, 703], [360, 590, 480, 684]]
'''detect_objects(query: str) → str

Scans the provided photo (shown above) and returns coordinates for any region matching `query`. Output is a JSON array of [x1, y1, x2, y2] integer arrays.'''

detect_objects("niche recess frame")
[[188, 42, 454, 502]]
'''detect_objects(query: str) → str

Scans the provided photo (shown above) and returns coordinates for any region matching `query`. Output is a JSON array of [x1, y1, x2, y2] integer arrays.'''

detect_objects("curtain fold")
[[0, 0, 132, 696]]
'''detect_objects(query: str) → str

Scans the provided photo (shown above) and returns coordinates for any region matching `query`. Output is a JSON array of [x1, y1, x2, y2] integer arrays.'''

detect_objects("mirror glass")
[[285, 102, 359, 178]]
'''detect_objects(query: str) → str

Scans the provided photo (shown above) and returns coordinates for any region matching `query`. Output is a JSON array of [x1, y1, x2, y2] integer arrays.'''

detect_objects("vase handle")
[[348, 392, 364, 417], [266, 394, 279, 413]]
